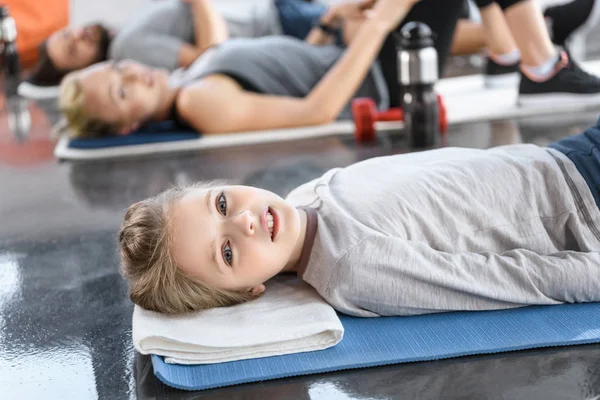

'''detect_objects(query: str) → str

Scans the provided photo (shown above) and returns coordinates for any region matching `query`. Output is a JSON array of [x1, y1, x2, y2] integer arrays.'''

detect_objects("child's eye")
[[222, 241, 233, 266], [217, 192, 227, 216]]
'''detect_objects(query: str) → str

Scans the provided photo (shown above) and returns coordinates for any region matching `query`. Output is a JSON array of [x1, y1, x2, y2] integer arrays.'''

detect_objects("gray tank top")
[[169, 36, 389, 120]]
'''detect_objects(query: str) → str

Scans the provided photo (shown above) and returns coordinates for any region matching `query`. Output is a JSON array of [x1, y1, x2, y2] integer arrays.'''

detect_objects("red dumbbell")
[[352, 95, 449, 143], [352, 98, 403, 143], [437, 94, 448, 136]]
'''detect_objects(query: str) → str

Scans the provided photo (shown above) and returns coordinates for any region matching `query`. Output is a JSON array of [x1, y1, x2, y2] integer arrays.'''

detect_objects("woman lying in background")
[[27, 0, 285, 87], [27, 0, 598, 89], [58, 0, 600, 139]]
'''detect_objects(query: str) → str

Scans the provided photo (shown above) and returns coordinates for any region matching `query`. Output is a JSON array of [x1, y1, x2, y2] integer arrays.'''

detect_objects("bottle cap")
[[398, 22, 434, 50]]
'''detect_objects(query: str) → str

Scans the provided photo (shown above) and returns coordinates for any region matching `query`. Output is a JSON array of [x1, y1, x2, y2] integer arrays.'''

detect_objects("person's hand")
[[367, 0, 423, 32], [320, 0, 375, 28], [330, 0, 377, 20]]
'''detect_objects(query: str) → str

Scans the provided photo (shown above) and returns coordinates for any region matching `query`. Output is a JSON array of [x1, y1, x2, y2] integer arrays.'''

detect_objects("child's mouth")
[[266, 208, 279, 241]]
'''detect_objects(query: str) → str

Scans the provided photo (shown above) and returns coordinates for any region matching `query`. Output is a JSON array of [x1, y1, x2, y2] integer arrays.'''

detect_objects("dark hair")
[[27, 41, 65, 87], [96, 23, 113, 62], [28, 23, 113, 87]]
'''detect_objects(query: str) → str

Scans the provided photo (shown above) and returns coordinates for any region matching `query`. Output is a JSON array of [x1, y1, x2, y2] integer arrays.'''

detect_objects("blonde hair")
[[118, 184, 257, 315], [58, 72, 119, 139]]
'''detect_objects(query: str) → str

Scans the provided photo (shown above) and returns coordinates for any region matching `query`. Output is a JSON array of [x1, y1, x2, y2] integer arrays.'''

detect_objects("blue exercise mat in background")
[[151, 302, 600, 391], [68, 121, 200, 149]]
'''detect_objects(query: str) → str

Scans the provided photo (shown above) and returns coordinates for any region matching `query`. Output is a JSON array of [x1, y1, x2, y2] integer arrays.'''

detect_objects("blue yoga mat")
[[68, 121, 199, 149], [151, 302, 600, 391]]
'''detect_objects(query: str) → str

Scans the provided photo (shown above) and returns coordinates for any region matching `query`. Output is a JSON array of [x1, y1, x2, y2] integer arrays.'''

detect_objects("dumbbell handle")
[[375, 108, 404, 122]]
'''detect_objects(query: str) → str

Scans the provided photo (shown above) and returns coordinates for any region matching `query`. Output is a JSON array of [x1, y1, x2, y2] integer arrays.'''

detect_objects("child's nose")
[[234, 210, 254, 237]]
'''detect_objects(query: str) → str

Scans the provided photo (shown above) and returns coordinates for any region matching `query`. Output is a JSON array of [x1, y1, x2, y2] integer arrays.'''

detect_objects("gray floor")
[[3, 99, 600, 399], [4, 1, 600, 399]]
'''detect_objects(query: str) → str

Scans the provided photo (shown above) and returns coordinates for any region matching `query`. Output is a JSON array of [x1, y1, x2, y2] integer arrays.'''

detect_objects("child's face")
[[170, 185, 305, 294]]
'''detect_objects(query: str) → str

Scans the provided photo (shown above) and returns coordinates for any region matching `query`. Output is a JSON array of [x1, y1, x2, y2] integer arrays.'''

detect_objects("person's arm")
[[178, 0, 418, 133], [302, 18, 389, 123], [335, 235, 600, 317], [305, 7, 339, 46], [186, 0, 229, 54], [306, 0, 376, 46], [112, 0, 228, 70], [175, 0, 229, 68], [178, 43, 208, 68], [176, 75, 320, 133]]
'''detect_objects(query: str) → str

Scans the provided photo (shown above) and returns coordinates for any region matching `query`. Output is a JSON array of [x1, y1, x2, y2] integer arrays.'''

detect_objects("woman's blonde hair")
[[58, 72, 119, 139], [118, 184, 257, 315]]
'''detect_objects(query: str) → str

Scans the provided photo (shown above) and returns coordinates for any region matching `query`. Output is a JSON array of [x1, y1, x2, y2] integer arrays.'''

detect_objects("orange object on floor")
[[5, 0, 69, 69]]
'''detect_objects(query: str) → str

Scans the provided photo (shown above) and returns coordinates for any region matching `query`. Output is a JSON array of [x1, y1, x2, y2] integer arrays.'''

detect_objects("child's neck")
[[282, 208, 308, 274]]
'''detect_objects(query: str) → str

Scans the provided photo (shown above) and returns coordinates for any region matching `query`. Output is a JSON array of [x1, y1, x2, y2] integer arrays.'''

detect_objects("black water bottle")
[[0, 5, 19, 95], [1, 5, 30, 140], [397, 22, 439, 149]]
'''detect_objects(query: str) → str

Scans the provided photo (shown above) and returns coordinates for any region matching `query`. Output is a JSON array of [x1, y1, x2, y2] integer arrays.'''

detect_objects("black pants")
[[378, 0, 466, 107], [473, 0, 527, 10]]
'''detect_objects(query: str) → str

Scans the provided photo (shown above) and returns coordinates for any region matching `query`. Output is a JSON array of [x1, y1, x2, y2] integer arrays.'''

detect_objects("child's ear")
[[249, 284, 265, 297]]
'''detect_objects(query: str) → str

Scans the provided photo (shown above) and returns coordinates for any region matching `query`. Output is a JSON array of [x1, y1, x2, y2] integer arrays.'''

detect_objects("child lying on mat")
[[119, 119, 600, 316]]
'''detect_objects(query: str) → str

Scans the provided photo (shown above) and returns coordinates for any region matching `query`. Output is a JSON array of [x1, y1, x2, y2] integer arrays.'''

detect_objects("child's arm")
[[329, 235, 600, 317]]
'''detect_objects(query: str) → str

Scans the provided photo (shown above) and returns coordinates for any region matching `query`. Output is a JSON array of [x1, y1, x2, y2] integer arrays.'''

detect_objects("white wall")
[[70, 0, 277, 28], [69, 0, 576, 28], [69, 0, 598, 58]]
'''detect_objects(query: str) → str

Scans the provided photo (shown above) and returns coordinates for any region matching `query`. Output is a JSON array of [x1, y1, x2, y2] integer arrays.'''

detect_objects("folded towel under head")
[[132, 275, 344, 364]]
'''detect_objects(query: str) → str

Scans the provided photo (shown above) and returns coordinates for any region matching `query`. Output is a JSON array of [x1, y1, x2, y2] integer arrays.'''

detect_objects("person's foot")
[[544, 0, 600, 47], [484, 56, 520, 89], [518, 51, 600, 107]]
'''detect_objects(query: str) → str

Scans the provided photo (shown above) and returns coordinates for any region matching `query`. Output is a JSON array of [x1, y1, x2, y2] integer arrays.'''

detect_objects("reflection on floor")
[[3, 75, 600, 399]]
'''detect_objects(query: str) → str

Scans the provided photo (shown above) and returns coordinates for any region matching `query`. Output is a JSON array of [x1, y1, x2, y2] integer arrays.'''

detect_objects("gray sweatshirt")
[[109, 0, 282, 71], [286, 145, 600, 317]]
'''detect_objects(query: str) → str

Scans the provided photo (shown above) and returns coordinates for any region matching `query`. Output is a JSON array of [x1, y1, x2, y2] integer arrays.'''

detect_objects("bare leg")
[[479, 3, 518, 56], [450, 20, 487, 56], [347, 9, 501, 57], [503, 0, 556, 67]]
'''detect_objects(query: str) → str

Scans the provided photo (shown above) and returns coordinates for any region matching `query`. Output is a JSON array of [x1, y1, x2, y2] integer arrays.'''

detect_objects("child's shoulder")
[[285, 168, 341, 207]]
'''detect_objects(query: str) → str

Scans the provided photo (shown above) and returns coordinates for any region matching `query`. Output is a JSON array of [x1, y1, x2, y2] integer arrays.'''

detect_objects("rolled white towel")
[[132, 275, 344, 365], [17, 81, 60, 100]]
